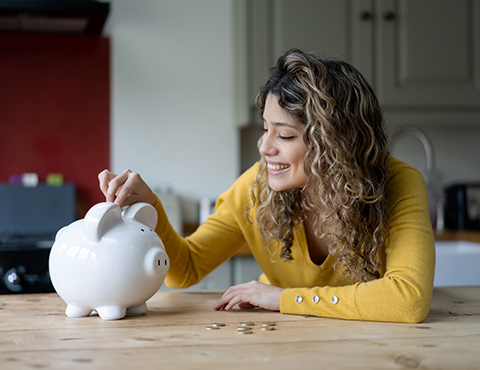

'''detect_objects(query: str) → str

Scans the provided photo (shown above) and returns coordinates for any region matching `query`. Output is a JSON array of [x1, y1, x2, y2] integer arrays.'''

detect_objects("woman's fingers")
[[98, 169, 117, 200], [97, 169, 156, 207], [108, 169, 134, 206], [213, 281, 282, 312]]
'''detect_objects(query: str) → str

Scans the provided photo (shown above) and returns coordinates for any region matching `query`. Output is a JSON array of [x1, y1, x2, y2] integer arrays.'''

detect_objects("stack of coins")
[[205, 321, 276, 334], [211, 323, 226, 327], [237, 326, 253, 335], [205, 322, 225, 330], [260, 322, 276, 331]]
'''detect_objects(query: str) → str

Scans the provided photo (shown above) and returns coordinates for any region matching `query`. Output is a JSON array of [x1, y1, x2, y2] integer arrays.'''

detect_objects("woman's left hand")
[[213, 281, 283, 311]]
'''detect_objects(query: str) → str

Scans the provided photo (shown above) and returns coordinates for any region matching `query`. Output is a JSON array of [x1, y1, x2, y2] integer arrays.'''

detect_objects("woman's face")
[[259, 94, 308, 191]]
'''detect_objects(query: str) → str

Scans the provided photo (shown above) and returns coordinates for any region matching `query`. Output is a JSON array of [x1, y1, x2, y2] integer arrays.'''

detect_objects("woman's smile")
[[267, 162, 291, 172]]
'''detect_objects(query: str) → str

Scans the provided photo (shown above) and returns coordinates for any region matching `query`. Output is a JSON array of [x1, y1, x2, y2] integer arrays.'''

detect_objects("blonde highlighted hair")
[[249, 49, 390, 283]]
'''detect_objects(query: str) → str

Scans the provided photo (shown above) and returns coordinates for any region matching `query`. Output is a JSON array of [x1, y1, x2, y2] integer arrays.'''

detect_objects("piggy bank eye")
[[141, 229, 145, 232]]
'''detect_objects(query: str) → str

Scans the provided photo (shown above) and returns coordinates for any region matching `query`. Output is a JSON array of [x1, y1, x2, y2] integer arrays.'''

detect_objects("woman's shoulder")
[[388, 157, 423, 179], [386, 157, 427, 196]]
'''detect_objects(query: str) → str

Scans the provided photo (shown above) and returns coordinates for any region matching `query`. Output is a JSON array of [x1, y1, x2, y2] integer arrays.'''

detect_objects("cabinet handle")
[[383, 11, 395, 21], [360, 11, 372, 21]]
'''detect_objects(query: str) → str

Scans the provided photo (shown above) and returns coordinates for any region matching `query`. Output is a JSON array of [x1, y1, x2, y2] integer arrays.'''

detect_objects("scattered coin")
[[205, 325, 220, 330], [237, 326, 253, 332], [261, 322, 276, 327], [240, 322, 254, 326], [237, 329, 253, 335], [211, 323, 226, 327], [260, 326, 275, 331]]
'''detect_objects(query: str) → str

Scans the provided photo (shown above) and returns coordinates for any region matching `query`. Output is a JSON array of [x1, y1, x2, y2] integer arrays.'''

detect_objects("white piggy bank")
[[49, 202, 169, 320]]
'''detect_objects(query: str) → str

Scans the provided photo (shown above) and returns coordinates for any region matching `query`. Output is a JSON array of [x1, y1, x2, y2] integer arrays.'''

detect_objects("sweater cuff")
[[280, 288, 315, 315], [280, 286, 361, 320]]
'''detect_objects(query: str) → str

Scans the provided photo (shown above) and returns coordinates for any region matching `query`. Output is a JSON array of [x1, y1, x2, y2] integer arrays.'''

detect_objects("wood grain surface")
[[1, 287, 479, 369]]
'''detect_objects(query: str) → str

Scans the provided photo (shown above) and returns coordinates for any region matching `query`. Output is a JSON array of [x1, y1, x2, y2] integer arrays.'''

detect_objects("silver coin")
[[211, 323, 226, 327], [237, 326, 253, 331], [205, 325, 220, 330], [261, 322, 276, 327], [260, 326, 275, 331], [237, 329, 253, 335], [240, 322, 254, 326]]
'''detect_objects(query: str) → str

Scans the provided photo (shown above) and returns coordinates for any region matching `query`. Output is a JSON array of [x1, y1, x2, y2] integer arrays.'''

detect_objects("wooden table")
[[1, 287, 479, 369]]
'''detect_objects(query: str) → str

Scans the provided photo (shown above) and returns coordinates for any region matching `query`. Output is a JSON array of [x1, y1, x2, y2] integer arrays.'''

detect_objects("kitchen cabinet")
[[369, 0, 480, 108], [240, 0, 480, 126]]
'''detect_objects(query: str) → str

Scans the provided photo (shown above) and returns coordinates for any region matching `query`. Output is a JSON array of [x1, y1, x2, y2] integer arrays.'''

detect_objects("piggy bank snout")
[[145, 248, 169, 277]]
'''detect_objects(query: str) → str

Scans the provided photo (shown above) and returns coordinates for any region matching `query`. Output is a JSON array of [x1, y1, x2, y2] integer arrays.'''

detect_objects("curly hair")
[[249, 49, 390, 283]]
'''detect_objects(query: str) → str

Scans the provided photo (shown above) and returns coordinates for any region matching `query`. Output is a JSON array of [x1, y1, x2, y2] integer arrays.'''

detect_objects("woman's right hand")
[[98, 169, 158, 208]]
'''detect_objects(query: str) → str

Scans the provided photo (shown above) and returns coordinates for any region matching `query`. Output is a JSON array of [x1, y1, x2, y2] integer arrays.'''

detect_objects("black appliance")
[[444, 183, 480, 231], [0, 0, 110, 35], [0, 183, 76, 294]]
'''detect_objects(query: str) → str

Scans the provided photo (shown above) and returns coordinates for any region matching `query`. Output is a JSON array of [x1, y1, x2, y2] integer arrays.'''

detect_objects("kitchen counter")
[[435, 229, 480, 243], [1, 287, 480, 369]]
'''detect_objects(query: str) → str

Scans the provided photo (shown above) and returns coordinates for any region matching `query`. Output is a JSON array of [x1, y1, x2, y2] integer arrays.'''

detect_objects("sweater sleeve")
[[154, 165, 257, 289], [279, 162, 435, 323]]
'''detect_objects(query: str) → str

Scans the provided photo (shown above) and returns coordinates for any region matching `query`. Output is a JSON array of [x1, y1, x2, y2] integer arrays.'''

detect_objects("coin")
[[261, 322, 276, 327], [211, 323, 226, 327], [205, 325, 220, 330], [260, 326, 275, 331], [240, 322, 254, 326], [237, 326, 253, 331], [237, 329, 253, 335]]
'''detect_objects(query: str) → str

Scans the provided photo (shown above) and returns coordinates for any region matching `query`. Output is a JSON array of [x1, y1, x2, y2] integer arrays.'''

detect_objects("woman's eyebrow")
[[262, 117, 302, 131]]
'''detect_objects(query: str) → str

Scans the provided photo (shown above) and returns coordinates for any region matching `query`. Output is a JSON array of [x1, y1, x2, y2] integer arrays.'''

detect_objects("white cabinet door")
[[374, 0, 480, 108], [245, 0, 354, 122], [271, 0, 376, 91], [272, 0, 351, 61]]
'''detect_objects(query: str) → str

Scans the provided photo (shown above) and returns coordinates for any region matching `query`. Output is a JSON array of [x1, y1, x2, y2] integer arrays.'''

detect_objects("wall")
[[104, 0, 239, 221], [0, 35, 110, 214]]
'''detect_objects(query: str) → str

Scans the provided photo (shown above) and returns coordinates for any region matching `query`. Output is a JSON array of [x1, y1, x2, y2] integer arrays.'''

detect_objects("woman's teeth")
[[268, 163, 290, 170]]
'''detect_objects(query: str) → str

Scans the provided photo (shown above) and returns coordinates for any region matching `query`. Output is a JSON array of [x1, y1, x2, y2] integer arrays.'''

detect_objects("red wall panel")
[[0, 34, 110, 217]]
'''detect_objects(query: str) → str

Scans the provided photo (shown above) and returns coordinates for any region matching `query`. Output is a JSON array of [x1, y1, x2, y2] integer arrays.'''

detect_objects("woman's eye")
[[278, 135, 295, 140], [261, 126, 295, 140]]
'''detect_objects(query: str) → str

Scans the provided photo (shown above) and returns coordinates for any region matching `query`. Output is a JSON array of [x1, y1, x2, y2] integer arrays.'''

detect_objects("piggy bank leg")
[[96, 306, 127, 320], [65, 304, 92, 318], [126, 303, 147, 316]]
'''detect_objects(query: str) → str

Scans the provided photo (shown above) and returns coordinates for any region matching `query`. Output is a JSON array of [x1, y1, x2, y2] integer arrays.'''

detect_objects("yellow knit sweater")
[[154, 157, 435, 323]]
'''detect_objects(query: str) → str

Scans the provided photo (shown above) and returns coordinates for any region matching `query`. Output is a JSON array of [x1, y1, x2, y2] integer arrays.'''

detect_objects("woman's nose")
[[259, 132, 278, 157]]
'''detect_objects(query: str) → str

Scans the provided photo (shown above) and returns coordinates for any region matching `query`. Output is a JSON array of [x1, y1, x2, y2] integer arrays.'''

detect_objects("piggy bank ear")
[[83, 202, 122, 242], [122, 202, 157, 229], [55, 226, 67, 240]]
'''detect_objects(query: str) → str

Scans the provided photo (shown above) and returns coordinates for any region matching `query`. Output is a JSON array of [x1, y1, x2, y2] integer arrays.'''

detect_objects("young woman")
[[99, 49, 435, 323]]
